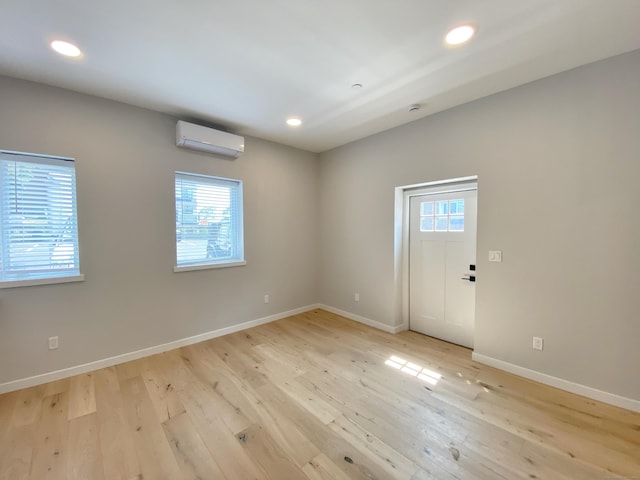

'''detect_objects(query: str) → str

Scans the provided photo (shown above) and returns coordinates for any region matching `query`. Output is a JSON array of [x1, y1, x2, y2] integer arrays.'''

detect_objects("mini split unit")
[[176, 120, 245, 158]]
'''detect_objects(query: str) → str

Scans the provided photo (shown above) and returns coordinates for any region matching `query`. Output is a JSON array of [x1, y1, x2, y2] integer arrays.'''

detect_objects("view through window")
[[0, 150, 80, 284], [419, 199, 464, 232], [175, 172, 244, 268]]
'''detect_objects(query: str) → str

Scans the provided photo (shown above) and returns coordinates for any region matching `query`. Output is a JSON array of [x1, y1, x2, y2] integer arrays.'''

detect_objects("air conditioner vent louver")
[[176, 120, 244, 158]]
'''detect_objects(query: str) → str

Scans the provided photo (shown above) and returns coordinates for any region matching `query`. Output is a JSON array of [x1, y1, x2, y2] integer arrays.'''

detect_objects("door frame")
[[393, 176, 478, 333]]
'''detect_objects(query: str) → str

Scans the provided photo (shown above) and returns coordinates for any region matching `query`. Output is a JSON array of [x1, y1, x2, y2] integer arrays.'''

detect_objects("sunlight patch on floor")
[[384, 355, 442, 386]]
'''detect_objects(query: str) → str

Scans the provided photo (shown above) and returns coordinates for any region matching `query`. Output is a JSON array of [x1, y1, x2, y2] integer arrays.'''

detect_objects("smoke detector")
[[408, 104, 421, 112]]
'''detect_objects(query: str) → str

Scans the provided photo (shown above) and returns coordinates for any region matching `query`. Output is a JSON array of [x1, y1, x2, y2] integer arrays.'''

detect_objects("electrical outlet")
[[532, 336, 544, 351], [263, 294, 269, 304], [48, 336, 59, 350], [354, 292, 360, 302]]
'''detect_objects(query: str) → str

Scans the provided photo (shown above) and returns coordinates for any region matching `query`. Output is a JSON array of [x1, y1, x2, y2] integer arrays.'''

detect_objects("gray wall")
[[0, 76, 319, 385], [319, 50, 640, 401], [2, 49, 639, 403]]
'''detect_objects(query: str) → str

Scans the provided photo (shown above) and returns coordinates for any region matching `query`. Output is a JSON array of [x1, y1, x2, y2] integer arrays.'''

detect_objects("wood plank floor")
[[0, 309, 638, 479]]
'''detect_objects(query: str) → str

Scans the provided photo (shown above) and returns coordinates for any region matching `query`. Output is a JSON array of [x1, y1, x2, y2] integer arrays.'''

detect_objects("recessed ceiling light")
[[51, 40, 82, 57], [445, 25, 476, 46], [286, 118, 302, 127], [352, 83, 363, 89]]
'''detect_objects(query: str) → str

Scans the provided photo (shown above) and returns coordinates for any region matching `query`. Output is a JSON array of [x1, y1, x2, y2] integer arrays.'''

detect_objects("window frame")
[[173, 171, 246, 272], [0, 150, 84, 289]]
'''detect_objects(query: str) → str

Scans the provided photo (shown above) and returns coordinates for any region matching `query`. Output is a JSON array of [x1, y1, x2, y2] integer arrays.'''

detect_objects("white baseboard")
[[11, 305, 634, 414], [317, 304, 408, 334], [472, 352, 640, 413], [0, 304, 320, 395]]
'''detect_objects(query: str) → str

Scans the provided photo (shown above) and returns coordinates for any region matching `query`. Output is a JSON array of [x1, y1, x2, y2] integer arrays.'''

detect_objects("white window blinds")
[[0, 151, 80, 283], [175, 172, 244, 268]]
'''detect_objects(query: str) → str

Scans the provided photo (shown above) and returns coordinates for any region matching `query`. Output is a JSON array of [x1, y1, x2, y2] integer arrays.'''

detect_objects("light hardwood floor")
[[0, 309, 638, 479]]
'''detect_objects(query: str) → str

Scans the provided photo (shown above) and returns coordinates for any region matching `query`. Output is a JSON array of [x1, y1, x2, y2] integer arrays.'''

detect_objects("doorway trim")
[[393, 176, 478, 333]]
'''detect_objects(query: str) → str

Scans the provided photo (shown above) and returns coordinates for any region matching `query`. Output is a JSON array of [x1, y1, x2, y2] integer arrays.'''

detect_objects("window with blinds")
[[0, 150, 81, 285], [175, 172, 244, 269]]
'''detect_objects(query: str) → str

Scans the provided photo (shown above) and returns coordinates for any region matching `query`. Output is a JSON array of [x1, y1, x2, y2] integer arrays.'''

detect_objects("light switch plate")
[[489, 250, 503, 262]]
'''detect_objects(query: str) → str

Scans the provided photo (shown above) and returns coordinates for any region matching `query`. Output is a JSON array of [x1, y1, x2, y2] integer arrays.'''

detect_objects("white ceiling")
[[1, 0, 639, 153]]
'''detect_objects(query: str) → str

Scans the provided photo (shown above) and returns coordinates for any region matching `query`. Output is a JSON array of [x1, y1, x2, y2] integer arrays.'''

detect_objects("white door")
[[409, 187, 477, 348]]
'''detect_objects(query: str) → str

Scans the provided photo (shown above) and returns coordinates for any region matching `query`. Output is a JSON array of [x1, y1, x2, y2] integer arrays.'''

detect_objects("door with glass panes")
[[409, 187, 477, 348]]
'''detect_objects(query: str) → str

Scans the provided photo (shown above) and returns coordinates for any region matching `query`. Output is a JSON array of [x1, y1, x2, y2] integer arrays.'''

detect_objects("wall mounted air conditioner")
[[176, 120, 245, 158]]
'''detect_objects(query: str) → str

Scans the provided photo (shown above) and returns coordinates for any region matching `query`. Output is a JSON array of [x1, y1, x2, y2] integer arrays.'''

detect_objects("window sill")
[[173, 260, 247, 273], [0, 274, 85, 289]]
